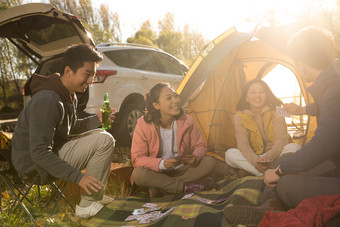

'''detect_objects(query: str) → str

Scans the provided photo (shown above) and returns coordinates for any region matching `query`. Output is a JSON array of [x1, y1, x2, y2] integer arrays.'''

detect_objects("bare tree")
[[0, 40, 10, 106]]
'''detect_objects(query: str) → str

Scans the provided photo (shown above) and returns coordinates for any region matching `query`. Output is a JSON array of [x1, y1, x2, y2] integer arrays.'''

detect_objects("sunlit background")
[[16, 0, 340, 135], [24, 0, 337, 41]]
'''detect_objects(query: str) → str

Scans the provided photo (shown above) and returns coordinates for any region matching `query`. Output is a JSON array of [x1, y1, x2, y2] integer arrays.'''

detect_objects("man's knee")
[[277, 174, 303, 208], [282, 143, 301, 154], [91, 131, 115, 155], [99, 131, 115, 147]]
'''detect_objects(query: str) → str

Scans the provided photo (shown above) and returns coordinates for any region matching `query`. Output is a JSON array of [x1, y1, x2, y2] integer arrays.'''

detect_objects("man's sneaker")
[[75, 201, 104, 218], [184, 177, 216, 193], [223, 205, 269, 225], [223, 196, 286, 225], [99, 195, 114, 205]]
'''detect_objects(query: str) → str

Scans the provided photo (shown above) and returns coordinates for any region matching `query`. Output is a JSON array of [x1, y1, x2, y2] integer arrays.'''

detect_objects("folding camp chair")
[[0, 131, 74, 226]]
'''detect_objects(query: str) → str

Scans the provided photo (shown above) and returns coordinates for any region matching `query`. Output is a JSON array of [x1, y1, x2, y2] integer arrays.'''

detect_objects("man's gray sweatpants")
[[58, 129, 115, 204]]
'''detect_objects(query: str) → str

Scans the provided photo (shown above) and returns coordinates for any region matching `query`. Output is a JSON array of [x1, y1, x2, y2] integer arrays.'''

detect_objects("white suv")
[[87, 43, 188, 146]]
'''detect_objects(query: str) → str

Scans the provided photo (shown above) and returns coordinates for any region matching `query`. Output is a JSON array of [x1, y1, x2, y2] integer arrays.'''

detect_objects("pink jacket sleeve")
[[184, 115, 207, 163], [131, 118, 162, 171]]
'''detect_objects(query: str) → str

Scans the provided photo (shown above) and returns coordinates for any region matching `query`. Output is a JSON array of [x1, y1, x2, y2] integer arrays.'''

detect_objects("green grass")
[[0, 145, 132, 226]]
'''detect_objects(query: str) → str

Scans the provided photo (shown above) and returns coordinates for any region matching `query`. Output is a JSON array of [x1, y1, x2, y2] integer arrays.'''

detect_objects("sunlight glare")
[[254, 0, 336, 15], [263, 64, 306, 130]]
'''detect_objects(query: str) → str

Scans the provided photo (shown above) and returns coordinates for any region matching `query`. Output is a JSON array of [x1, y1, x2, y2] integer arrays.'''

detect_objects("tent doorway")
[[263, 64, 307, 143], [177, 22, 322, 161]]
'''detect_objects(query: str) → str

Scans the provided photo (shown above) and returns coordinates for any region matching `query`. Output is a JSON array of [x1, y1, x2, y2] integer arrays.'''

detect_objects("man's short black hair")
[[62, 43, 103, 74], [287, 26, 335, 70]]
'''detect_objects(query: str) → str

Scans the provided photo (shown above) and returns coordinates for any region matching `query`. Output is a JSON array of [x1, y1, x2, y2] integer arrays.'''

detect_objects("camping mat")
[[83, 176, 265, 227]]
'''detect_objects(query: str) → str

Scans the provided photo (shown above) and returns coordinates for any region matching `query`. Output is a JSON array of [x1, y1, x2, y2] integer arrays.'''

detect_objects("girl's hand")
[[181, 154, 196, 165], [255, 156, 272, 172], [255, 163, 268, 172], [257, 156, 272, 164], [164, 158, 180, 169]]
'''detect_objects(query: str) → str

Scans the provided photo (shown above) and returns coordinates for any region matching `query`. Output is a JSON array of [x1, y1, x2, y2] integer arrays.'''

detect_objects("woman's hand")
[[164, 158, 180, 169], [181, 154, 196, 165], [255, 156, 272, 172]]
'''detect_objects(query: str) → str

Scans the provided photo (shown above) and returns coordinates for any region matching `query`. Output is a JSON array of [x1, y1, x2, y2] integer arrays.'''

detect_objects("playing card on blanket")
[[132, 208, 147, 215], [143, 203, 160, 209], [137, 211, 162, 223], [181, 193, 194, 199], [124, 214, 138, 221], [194, 197, 214, 204]]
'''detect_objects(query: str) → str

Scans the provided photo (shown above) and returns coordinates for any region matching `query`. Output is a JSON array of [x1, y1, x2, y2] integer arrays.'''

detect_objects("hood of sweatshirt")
[[30, 73, 74, 103]]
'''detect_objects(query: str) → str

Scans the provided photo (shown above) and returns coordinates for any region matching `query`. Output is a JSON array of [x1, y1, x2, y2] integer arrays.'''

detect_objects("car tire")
[[116, 103, 144, 147]]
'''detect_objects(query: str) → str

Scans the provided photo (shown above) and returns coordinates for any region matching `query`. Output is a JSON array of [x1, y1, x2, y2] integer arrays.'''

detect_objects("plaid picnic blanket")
[[83, 176, 265, 227]]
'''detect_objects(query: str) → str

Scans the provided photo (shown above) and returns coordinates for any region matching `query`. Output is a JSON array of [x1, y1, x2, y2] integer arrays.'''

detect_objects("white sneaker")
[[99, 195, 114, 205], [75, 201, 104, 218]]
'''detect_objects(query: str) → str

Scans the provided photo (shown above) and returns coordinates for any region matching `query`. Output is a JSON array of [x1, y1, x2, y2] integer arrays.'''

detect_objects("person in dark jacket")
[[266, 26, 340, 207], [11, 44, 115, 218], [224, 27, 340, 225]]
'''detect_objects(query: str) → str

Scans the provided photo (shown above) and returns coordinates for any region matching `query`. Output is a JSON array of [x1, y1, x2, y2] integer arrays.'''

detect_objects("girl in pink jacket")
[[131, 82, 216, 197]]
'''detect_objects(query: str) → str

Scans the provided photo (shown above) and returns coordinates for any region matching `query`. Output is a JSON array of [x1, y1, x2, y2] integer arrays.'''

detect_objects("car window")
[[129, 50, 160, 72], [155, 52, 187, 76], [28, 18, 78, 45], [103, 50, 130, 68]]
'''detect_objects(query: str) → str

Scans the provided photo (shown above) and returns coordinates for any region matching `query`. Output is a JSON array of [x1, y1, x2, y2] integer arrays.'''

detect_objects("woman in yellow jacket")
[[225, 79, 300, 177]]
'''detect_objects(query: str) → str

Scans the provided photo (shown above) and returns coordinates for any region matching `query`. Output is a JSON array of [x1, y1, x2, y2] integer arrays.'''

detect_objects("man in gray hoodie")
[[11, 44, 115, 218]]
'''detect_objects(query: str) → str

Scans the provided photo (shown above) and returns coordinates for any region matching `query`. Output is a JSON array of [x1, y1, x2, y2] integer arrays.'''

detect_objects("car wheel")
[[116, 103, 144, 147]]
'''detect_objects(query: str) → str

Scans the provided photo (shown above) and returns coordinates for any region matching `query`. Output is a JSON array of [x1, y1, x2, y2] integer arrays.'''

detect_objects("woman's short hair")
[[287, 26, 335, 70], [144, 82, 183, 124], [236, 79, 282, 111]]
